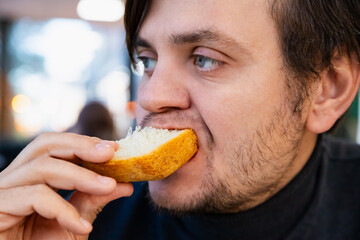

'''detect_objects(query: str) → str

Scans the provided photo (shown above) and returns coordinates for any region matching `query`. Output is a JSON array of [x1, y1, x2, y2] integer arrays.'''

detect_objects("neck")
[[264, 129, 318, 205], [279, 130, 318, 194], [243, 130, 318, 211]]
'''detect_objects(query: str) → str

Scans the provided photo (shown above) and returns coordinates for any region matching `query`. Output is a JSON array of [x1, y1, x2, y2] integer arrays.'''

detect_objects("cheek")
[[193, 89, 245, 147], [135, 82, 148, 125], [194, 80, 285, 147], [194, 87, 252, 135]]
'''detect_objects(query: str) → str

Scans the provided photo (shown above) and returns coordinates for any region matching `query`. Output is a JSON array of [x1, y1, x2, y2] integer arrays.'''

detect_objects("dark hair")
[[271, 0, 360, 80], [271, 0, 360, 117], [125, 0, 152, 65]]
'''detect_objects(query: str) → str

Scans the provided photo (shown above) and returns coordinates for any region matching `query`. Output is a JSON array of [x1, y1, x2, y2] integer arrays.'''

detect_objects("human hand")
[[0, 132, 133, 239]]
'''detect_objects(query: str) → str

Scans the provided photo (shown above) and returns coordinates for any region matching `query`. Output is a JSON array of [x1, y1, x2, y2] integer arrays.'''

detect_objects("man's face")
[[136, 0, 315, 213]]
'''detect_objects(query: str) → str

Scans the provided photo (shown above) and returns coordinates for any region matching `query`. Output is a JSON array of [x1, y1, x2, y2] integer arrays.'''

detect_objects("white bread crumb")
[[114, 127, 184, 159]]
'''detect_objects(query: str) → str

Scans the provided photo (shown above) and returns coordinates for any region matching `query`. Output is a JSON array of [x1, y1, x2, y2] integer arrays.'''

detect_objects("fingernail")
[[97, 175, 114, 185], [96, 141, 113, 152], [79, 217, 92, 231]]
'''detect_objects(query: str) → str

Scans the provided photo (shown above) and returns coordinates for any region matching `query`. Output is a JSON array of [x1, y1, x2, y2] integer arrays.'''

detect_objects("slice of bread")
[[82, 127, 198, 182]]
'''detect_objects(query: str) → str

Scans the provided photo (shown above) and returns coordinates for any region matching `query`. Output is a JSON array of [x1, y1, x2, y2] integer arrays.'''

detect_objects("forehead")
[[138, 0, 276, 49]]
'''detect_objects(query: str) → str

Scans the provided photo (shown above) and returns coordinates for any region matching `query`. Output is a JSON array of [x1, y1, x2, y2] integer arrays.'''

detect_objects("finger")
[[0, 185, 92, 234], [70, 183, 134, 224], [7, 132, 118, 171], [0, 156, 117, 196], [0, 213, 23, 232]]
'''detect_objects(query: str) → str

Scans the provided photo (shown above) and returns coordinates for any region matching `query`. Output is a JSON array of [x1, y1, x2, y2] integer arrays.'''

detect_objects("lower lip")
[[188, 151, 198, 162], [181, 150, 199, 168], [163, 149, 200, 181]]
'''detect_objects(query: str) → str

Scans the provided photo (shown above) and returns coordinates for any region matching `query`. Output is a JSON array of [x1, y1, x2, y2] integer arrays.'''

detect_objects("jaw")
[[147, 147, 213, 211], [147, 130, 318, 213]]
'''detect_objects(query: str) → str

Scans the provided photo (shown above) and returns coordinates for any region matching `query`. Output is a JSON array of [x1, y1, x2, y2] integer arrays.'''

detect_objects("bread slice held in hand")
[[82, 127, 198, 182]]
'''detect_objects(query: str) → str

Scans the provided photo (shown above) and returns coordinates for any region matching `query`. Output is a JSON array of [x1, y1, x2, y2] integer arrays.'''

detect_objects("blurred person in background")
[[67, 101, 118, 140], [0, 0, 360, 239]]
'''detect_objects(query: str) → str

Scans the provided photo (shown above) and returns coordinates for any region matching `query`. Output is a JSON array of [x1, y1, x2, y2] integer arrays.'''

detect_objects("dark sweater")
[[90, 135, 360, 240]]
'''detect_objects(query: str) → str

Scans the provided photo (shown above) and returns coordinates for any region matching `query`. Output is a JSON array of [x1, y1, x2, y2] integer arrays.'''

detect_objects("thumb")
[[69, 183, 134, 226]]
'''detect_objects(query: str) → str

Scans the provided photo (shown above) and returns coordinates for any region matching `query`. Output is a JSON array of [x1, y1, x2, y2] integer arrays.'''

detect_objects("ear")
[[306, 52, 360, 133]]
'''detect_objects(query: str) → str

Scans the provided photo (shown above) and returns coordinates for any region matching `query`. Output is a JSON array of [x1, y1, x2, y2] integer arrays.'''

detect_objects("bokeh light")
[[11, 94, 31, 113], [77, 0, 125, 22]]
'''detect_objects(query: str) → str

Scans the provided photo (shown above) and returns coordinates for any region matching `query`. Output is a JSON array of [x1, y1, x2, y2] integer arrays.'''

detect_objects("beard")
[[195, 108, 304, 213], [141, 78, 307, 214]]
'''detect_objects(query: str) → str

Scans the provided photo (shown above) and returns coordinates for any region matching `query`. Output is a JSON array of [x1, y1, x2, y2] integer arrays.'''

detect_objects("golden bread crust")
[[82, 129, 198, 182]]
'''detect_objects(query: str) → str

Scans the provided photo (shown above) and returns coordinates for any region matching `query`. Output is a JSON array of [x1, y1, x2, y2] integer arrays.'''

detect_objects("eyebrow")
[[135, 37, 153, 49], [135, 28, 250, 56], [170, 29, 235, 45]]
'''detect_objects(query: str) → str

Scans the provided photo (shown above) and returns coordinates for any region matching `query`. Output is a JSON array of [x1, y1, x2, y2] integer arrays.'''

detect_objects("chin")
[[147, 158, 205, 212], [147, 144, 215, 213], [148, 175, 192, 211], [148, 184, 198, 214]]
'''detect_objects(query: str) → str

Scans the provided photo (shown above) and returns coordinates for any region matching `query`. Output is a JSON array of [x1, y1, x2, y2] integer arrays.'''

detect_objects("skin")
[[135, 0, 318, 213]]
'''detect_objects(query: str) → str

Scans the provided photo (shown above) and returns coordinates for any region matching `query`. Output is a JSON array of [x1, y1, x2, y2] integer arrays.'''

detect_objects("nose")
[[138, 65, 191, 113]]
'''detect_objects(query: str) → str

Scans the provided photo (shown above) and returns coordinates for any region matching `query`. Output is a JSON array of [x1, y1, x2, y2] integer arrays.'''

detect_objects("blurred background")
[[0, 0, 358, 170], [0, 0, 143, 169]]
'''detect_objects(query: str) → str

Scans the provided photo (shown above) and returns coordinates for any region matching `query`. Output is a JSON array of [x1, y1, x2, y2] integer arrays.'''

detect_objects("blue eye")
[[138, 57, 157, 72], [194, 55, 222, 71]]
